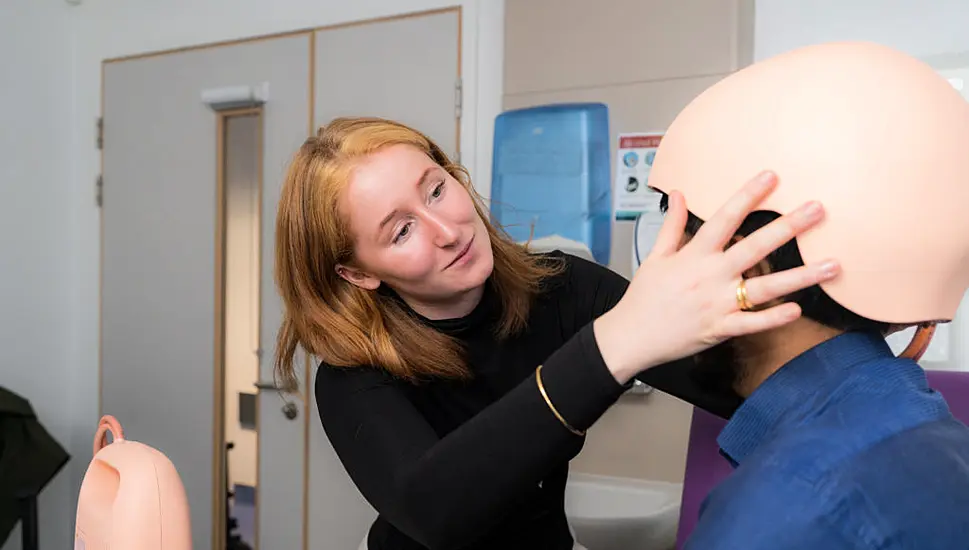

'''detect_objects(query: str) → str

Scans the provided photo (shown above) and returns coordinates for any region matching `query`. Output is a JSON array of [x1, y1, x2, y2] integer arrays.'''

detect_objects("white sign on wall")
[[614, 132, 665, 221]]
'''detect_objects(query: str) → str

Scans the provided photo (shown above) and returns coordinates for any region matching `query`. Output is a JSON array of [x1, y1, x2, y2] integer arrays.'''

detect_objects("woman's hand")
[[594, 171, 841, 384]]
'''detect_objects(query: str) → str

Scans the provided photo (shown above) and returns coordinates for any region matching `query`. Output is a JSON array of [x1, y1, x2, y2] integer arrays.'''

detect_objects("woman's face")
[[337, 143, 494, 315]]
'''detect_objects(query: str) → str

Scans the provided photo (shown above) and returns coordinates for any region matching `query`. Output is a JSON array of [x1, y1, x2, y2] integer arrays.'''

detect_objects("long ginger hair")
[[273, 117, 563, 389]]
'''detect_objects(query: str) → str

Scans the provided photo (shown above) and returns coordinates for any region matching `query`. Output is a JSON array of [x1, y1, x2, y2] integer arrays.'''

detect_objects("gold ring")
[[736, 279, 755, 311]]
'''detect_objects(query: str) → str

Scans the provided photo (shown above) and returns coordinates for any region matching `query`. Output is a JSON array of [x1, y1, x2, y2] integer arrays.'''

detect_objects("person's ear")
[[727, 234, 780, 312], [727, 234, 773, 279], [335, 264, 381, 291]]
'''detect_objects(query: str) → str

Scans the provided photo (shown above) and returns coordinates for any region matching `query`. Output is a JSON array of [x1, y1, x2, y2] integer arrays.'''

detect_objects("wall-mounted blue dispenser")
[[489, 103, 612, 265]]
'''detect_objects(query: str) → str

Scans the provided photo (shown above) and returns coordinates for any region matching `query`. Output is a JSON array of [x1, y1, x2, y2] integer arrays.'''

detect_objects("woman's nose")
[[428, 215, 460, 247]]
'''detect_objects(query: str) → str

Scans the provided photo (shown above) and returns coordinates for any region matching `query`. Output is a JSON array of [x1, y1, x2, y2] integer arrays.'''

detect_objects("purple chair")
[[674, 370, 969, 548]]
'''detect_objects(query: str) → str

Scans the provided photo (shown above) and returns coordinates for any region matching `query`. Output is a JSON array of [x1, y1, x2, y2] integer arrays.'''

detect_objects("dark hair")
[[657, 192, 890, 334]]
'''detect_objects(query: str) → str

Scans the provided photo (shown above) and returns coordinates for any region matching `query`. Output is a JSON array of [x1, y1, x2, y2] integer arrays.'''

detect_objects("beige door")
[[100, 8, 462, 550], [101, 33, 312, 549]]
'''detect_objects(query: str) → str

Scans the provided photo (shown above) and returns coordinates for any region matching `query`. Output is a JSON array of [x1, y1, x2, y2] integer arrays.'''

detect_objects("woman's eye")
[[431, 181, 445, 198], [393, 223, 411, 244]]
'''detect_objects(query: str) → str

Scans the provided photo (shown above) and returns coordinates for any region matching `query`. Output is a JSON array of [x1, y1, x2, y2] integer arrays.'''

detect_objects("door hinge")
[[454, 77, 463, 120], [96, 175, 103, 207], [96, 117, 103, 150]]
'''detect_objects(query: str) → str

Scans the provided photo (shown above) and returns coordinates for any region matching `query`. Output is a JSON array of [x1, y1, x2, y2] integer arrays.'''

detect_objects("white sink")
[[565, 473, 682, 550]]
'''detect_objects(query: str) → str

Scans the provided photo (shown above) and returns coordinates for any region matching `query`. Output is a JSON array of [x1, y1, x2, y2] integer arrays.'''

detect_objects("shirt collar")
[[717, 330, 895, 465]]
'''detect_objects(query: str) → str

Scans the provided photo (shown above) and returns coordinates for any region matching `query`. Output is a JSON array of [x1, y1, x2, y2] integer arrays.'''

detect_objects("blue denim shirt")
[[685, 331, 969, 550]]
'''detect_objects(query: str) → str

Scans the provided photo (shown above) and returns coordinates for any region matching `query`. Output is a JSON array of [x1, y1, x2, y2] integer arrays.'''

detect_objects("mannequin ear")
[[335, 264, 381, 291]]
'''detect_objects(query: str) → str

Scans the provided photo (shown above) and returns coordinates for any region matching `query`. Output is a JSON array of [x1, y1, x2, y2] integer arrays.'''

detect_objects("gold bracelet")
[[535, 365, 586, 436]]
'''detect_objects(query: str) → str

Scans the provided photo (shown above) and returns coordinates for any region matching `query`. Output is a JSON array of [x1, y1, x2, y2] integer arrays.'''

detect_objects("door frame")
[[97, 6, 464, 550], [214, 106, 266, 550]]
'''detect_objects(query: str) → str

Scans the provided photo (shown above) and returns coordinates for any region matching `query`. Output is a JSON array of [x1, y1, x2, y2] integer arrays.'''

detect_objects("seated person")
[[647, 41, 969, 549]]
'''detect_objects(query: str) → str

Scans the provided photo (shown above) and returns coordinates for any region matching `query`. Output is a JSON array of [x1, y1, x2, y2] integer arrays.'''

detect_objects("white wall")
[[0, 2, 76, 549], [755, 0, 969, 61]]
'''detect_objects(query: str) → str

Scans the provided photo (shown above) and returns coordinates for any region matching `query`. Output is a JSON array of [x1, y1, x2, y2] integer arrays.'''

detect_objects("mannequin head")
[[75, 415, 192, 550], [647, 42, 969, 394]]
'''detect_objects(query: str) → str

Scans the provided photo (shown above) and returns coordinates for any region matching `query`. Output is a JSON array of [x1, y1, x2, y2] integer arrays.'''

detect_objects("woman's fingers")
[[717, 258, 841, 340], [689, 170, 778, 252], [721, 303, 803, 339], [649, 190, 688, 258], [596, 168, 839, 378], [741, 260, 841, 308], [723, 200, 826, 275]]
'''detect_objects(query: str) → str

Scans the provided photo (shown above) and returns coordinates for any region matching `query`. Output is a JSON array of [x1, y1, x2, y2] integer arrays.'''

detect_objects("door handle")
[[254, 379, 298, 393], [254, 380, 301, 421]]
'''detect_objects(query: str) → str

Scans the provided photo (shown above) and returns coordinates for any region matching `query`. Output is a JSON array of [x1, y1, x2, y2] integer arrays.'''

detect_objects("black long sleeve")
[[313, 251, 741, 549], [316, 323, 623, 549], [551, 253, 744, 417]]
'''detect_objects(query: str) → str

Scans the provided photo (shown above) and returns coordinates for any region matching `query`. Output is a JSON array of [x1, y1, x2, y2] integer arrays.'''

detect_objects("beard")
[[680, 338, 754, 418], [690, 339, 746, 395], [648, 339, 750, 419]]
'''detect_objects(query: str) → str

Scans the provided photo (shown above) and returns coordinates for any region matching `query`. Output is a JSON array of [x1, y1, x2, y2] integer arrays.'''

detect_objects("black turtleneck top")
[[314, 251, 741, 550]]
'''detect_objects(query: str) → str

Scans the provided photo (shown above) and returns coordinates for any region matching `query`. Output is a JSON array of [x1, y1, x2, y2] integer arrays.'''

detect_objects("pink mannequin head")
[[648, 41, 969, 360], [74, 415, 192, 549]]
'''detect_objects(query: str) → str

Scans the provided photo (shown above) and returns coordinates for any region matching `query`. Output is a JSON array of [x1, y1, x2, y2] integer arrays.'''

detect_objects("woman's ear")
[[335, 264, 381, 291]]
